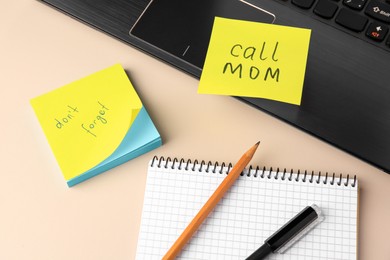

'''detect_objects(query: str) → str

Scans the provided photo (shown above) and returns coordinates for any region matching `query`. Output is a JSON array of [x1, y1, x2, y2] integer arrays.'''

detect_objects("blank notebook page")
[[136, 158, 358, 259]]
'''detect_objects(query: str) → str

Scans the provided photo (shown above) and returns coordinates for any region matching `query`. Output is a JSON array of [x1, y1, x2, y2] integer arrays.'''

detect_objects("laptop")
[[39, 0, 390, 174]]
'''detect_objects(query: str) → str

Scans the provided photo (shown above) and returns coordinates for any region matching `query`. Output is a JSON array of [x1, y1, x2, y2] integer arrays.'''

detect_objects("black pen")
[[246, 204, 324, 260]]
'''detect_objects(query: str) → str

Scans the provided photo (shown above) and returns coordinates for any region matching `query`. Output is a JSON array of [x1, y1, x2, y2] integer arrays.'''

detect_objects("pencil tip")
[[255, 141, 260, 146]]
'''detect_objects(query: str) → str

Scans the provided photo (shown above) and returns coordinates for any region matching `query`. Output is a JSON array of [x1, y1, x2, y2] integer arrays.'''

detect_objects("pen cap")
[[265, 204, 323, 253]]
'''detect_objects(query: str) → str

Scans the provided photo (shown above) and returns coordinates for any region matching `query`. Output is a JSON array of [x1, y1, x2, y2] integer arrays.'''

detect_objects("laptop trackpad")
[[130, 0, 275, 69]]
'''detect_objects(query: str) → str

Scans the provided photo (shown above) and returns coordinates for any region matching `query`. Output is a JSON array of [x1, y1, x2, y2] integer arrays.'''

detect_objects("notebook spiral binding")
[[150, 156, 357, 188]]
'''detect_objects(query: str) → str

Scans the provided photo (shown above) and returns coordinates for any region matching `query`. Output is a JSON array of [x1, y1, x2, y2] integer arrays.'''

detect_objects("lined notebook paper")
[[136, 157, 358, 260]]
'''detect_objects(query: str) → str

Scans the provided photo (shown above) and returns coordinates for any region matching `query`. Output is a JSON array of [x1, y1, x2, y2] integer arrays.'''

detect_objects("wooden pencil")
[[162, 141, 260, 260]]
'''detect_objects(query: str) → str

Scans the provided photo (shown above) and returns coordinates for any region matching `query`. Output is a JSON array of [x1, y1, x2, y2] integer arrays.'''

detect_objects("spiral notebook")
[[136, 157, 358, 259]]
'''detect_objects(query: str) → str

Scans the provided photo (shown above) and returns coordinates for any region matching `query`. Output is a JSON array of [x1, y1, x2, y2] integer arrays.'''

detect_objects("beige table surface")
[[2, 1, 390, 259]]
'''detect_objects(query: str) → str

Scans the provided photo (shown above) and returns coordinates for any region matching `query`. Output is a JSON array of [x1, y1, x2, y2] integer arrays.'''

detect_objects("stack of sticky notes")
[[31, 64, 162, 187]]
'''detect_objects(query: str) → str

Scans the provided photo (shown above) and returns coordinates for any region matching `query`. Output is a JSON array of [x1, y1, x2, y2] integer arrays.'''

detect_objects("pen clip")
[[276, 204, 324, 254]]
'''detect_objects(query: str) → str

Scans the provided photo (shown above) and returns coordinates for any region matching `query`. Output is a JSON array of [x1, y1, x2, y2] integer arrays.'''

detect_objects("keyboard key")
[[365, 0, 390, 23], [314, 0, 339, 18], [366, 22, 389, 41], [336, 8, 368, 32], [292, 0, 316, 9], [343, 0, 367, 10]]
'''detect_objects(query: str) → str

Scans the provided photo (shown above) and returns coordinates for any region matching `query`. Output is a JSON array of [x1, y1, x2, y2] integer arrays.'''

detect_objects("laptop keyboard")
[[276, 0, 390, 51]]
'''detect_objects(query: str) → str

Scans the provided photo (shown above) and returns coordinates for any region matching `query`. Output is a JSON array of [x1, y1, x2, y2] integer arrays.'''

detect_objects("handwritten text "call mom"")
[[223, 42, 280, 82]]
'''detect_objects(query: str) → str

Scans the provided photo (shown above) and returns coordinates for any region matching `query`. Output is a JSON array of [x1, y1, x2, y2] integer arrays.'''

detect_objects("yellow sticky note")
[[198, 17, 311, 105], [31, 64, 142, 181]]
